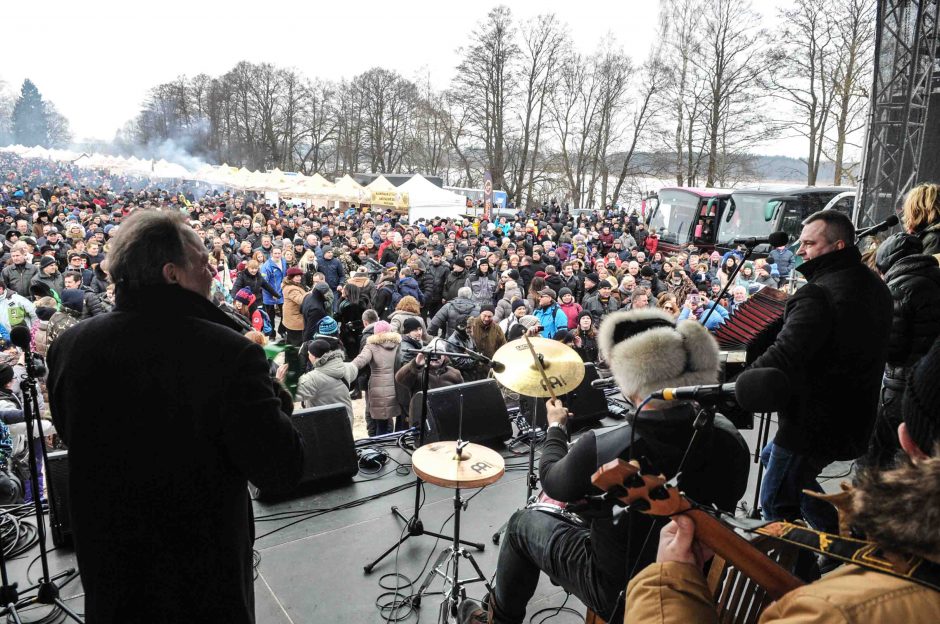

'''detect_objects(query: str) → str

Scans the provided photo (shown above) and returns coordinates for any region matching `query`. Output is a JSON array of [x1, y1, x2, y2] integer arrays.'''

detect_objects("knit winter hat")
[[0, 365, 13, 388], [518, 315, 539, 330], [598, 308, 719, 400], [576, 310, 593, 325], [308, 339, 332, 358], [235, 288, 254, 305], [903, 337, 940, 454], [318, 316, 339, 336], [511, 299, 528, 312], [286, 267, 303, 278], [480, 304, 496, 314], [402, 317, 422, 333], [39, 256, 57, 270], [558, 287, 573, 299], [585, 272, 600, 284], [374, 320, 392, 334], [60, 288, 84, 314]]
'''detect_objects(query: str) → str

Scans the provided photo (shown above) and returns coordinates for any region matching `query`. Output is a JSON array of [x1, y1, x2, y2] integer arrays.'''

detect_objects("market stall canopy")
[[366, 174, 409, 211], [333, 174, 370, 203], [399, 174, 466, 221]]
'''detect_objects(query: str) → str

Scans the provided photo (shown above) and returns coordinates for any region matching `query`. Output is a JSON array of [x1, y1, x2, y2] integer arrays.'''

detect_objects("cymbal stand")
[[492, 396, 543, 545], [364, 344, 484, 574], [15, 348, 83, 622], [412, 395, 492, 622]]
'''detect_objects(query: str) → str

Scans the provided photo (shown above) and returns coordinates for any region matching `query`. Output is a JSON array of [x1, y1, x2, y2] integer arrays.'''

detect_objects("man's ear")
[[898, 422, 929, 461], [162, 263, 179, 285]]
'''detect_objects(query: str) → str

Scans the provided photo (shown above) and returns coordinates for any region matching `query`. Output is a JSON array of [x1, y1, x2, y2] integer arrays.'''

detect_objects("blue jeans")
[[759, 441, 838, 533]]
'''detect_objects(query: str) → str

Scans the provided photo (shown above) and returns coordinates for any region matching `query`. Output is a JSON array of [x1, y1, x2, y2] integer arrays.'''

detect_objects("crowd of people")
[[3, 149, 940, 623]]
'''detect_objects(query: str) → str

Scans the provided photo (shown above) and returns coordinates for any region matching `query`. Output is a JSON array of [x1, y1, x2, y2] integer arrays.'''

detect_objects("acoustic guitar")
[[591, 458, 804, 600]]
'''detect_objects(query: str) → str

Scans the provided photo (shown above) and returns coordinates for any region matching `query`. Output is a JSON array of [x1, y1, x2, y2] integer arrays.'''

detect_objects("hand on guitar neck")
[[590, 459, 803, 600]]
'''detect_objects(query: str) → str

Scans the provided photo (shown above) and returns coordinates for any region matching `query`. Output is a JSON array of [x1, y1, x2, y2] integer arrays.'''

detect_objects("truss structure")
[[858, 0, 940, 228]]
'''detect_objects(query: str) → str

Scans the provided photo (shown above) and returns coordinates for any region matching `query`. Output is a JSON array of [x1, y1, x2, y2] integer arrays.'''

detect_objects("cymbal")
[[491, 337, 585, 398], [412, 441, 505, 489]]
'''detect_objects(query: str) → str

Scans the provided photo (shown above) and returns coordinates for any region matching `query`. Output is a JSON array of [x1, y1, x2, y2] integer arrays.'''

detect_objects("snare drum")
[[525, 490, 586, 527]]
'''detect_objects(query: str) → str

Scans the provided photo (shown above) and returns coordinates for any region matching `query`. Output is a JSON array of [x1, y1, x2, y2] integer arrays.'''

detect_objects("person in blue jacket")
[[532, 288, 568, 338], [259, 246, 287, 338], [677, 291, 729, 330]]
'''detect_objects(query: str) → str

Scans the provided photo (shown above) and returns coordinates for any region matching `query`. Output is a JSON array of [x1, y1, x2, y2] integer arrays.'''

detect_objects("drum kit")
[[409, 336, 586, 622]]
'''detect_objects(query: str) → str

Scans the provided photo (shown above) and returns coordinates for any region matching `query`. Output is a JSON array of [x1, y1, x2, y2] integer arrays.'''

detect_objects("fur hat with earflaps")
[[598, 308, 719, 400]]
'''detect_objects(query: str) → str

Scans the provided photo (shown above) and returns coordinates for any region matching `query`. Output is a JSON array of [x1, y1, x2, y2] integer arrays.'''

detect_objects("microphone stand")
[[701, 246, 754, 327], [13, 348, 83, 622], [364, 341, 485, 574]]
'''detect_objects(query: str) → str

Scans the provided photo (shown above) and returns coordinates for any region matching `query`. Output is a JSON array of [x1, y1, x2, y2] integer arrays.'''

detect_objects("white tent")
[[399, 174, 467, 221]]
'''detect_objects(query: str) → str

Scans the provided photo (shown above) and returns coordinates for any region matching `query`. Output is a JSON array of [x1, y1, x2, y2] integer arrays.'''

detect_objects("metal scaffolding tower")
[[857, 0, 940, 228]]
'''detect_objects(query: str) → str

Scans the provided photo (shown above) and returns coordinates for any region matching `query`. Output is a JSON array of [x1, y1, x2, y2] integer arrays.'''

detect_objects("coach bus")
[[645, 187, 734, 254], [714, 186, 854, 254]]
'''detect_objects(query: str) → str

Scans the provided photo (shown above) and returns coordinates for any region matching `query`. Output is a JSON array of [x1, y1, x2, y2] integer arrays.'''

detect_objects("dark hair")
[[106, 211, 199, 288], [803, 210, 855, 245], [63, 270, 83, 284]]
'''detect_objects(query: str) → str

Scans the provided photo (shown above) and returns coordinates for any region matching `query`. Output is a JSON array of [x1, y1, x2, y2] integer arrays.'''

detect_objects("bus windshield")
[[648, 190, 699, 245], [720, 193, 781, 243]]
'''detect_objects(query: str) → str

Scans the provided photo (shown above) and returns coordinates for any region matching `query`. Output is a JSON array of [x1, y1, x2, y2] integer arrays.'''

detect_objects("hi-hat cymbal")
[[491, 337, 585, 398], [412, 441, 505, 489]]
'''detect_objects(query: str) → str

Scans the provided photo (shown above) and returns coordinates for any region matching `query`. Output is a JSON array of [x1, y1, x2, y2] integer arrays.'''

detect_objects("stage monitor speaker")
[[250, 403, 358, 501], [425, 379, 512, 447], [46, 450, 72, 548]]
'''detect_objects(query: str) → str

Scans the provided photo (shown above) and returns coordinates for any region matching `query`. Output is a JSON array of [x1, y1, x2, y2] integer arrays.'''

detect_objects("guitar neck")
[[686, 509, 803, 600]]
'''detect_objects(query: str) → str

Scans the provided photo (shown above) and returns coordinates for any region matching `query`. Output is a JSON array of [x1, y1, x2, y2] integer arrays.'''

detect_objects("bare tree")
[[513, 13, 566, 207], [550, 51, 603, 209], [766, 0, 835, 185], [695, 0, 771, 187], [827, 0, 874, 185], [452, 5, 519, 191]]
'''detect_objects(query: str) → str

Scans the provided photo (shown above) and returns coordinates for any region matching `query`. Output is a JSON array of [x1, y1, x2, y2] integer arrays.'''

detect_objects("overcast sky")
[[4, 0, 815, 158]]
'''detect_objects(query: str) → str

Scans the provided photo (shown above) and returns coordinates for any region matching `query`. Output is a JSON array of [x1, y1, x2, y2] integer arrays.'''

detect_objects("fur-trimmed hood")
[[598, 308, 719, 399], [850, 453, 940, 561], [367, 331, 402, 349]]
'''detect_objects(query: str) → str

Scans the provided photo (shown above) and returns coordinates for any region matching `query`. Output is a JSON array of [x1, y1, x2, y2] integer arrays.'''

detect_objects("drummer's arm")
[[539, 427, 597, 503]]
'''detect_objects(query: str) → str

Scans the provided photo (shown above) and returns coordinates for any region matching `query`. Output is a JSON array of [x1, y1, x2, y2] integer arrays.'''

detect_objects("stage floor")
[[6, 415, 855, 623]]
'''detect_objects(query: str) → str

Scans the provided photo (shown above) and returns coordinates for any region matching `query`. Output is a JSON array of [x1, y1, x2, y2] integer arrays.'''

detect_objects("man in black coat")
[[425, 250, 450, 316], [750, 210, 891, 534], [47, 211, 305, 624]]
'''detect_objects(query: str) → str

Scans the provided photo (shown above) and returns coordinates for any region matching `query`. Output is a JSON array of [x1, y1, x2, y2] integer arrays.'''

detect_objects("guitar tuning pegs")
[[648, 486, 671, 501], [626, 474, 645, 489]]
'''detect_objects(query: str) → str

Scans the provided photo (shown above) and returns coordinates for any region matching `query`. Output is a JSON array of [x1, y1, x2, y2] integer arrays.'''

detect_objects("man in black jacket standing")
[[750, 210, 891, 535], [47, 211, 305, 624]]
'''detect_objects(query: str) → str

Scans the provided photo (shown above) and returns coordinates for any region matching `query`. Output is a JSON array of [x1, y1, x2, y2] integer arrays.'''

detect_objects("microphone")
[[732, 231, 789, 249], [855, 214, 899, 240], [590, 377, 618, 389], [10, 325, 31, 351], [650, 368, 790, 413]]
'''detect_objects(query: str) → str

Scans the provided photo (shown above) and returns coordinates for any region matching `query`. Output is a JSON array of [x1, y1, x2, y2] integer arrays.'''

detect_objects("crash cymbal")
[[491, 337, 585, 398], [412, 441, 505, 489]]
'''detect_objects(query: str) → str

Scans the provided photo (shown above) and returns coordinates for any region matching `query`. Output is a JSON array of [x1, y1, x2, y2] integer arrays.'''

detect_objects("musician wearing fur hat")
[[458, 309, 749, 624], [627, 336, 940, 622]]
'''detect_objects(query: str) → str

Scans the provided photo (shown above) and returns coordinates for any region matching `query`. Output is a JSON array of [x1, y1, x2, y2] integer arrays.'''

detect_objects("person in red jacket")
[[644, 231, 659, 255]]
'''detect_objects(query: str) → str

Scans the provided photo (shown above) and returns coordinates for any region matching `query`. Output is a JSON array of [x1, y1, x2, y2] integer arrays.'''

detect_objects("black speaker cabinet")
[[425, 379, 512, 447], [46, 449, 72, 548], [250, 403, 358, 501]]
